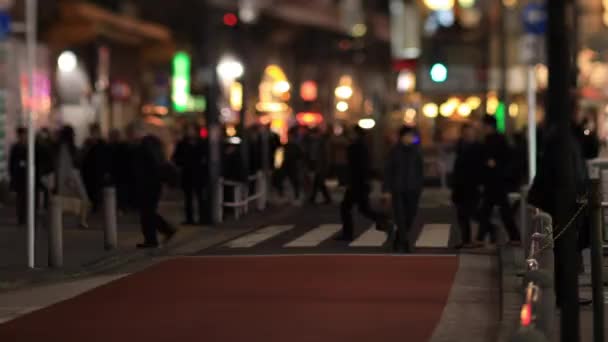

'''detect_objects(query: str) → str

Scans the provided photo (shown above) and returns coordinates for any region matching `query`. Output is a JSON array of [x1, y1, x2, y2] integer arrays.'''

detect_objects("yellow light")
[[503, 0, 517, 7], [424, 0, 455, 10], [603, 11, 608, 27], [458, 103, 472, 117], [423, 102, 439, 118], [487, 93, 499, 115], [352, 23, 367, 37], [404, 108, 417, 123], [458, 0, 475, 8], [336, 101, 349, 112], [226, 125, 237, 137], [440, 101, 455, 117], [335, 85, 353, 99], [273, 81, 290, 95], [230, 82, 243, 111], [465, 96, 482, 110], [447, 97, 461, 106], [256, 102, 288, 113], [265, 64, 287, 81], [358, 118, 376, 129], [509, 103, 519, 117]]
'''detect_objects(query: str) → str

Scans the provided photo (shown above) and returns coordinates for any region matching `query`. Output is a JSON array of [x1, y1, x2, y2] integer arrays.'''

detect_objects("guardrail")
[[215, 171, 267, 223]]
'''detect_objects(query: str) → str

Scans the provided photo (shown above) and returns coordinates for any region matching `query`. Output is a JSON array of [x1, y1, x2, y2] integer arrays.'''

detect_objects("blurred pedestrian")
[[336, 126, 387, 241], [451, 124, 483, 249], [172, 123, 208, 225], [81, 123, 110, 212], [36, 128, 54, 210], [278, 129, 304, 203], [383, 126, 424, 253], [476, 116, 520, 245], [308, 127, 332, 204], [54, 125, 91, 229], [9, 127, 28, 225], [107, 129, 131, 213], [132, 127, 177, 248]]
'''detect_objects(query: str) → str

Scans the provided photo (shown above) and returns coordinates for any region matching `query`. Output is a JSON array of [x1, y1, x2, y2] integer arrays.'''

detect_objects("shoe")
[[164, 229, 178, 244], [333, 234, 353, 242], [136, 243, 159, 249]]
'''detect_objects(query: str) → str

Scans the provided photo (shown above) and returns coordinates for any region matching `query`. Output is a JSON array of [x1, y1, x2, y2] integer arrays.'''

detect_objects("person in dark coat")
[[451, 123, 483, 248], [336, 126, 387, 241], [308, 128, 332, 204], [107, 129, 132, 213], [172, 124, 208, 225], [36, 128, 54, 210], [81, 123, 110, 212], [278, 129, 303, 202], [132, 130, 176, 248], [476, 116, 520, 244], [383, 126, 424, 253], [9, 127, 28, 225]]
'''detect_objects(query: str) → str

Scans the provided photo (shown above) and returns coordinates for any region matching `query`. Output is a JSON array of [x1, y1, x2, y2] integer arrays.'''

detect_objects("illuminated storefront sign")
[[172, 52, 191, 112]]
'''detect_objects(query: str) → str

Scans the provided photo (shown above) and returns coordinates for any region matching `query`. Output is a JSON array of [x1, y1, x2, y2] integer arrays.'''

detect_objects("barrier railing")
[[216, 171, 267, 223]]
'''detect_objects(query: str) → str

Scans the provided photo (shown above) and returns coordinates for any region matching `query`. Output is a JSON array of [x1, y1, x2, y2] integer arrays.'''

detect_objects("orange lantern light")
[[296, 112, 323, 127], [300, 81, 318, 102]]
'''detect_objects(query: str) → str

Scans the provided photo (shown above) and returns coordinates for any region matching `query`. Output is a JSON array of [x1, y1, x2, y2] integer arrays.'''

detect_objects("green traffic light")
[[430, 63, 448, 83]]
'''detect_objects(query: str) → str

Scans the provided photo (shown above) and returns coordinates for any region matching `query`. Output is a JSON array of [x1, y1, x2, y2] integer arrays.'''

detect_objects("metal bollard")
[[48, 195, 63, 268], [589, 179, 604, 342], [103, 187, 118, 250], [215, 180, 224, 223], [234, 185, 242, 220], [256, 171, 267, 211]]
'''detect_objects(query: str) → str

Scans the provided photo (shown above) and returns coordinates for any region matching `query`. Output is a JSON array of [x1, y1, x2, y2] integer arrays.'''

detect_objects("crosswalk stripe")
[[285, 224, 342, 247], [225, 225, 294, 248], [415, 224, 451, 248], [349, 225, 388, 247]]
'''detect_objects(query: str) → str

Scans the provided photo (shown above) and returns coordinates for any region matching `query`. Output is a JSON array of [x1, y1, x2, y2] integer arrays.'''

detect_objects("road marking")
[[350, 225, 388, 247], [415, 224, 451, 248], [225, 225, 294, 248], [285, 224, 342, 247]]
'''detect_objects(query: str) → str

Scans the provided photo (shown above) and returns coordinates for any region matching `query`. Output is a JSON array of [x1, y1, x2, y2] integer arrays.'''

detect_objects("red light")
[[300, 81, 318, 102], [223, 13, 238, 27], [296, 112, 323, 127], [199, 127, 208, 138], [520, 304, 532, 327]]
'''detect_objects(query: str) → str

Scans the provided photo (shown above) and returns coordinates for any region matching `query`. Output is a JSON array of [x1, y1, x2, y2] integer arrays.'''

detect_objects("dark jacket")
[[480, 132, 512, 195], [107, 141, 132, 186], [133, 135, 165, 199], [82, 138, 111, 187], [172, 137, 208, 188], [383, 143, 424, 194], [347, 137, 373, 187], [282, 141, 303, 171], [451, 140, 483, 203], [8, 142, 27, 192]]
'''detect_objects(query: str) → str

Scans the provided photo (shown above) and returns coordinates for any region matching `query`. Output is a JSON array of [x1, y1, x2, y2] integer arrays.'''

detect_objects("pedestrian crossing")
[[220, 223, 452, 251]]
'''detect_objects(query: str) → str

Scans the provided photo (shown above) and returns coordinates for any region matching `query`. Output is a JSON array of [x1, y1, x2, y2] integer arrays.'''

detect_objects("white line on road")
[[349, 225, 388, 247], [225, 225, 294, 248], [415, 224, 451, 248], [285, 224, 342, 247]]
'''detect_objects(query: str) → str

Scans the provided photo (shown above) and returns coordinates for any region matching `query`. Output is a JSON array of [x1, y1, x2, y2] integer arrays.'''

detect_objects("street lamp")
[[217, 57, 244, 82], [58, 51, 77, 73]]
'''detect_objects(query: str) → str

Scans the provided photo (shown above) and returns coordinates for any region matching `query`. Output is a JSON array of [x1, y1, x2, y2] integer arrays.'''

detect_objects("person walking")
[[9, 127, 28, 225], [132, 128, 177, 248], [107, 129, 132, 213], [476, 116, 521, 245], [308, 128, 332, 204], [54, 126, 91, 229], [451, 124, 483, 249], [383, 126, 424, 253], [279, 129, 304, 204], [336, 126, 387, 241], [172, 123, 208, 225], [81, 123, 110, 212]]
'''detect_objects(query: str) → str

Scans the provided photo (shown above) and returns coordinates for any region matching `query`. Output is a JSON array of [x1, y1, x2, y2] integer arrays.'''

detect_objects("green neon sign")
[[172, 52, 191, 112], [496, 102, 506, 134]]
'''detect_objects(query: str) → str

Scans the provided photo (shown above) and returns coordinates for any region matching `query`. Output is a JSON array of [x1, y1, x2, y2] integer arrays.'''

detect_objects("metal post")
[[589, 179, 604, 342], [25, 0, 37, 269], [520, 186, 529, 257], [48, 196, 62, 268], [256, 171, 266, 211], [103, 187, 117, 250], [527, 66, 537, 184]]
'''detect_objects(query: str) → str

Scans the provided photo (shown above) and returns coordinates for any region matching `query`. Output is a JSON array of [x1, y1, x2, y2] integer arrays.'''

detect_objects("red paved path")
[[0, 255, 458, 342]]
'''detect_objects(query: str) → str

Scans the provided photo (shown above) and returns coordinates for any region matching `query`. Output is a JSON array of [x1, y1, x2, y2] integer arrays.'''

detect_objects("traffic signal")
[[223, 13, 238, 27], [430, 63, 448, 83]]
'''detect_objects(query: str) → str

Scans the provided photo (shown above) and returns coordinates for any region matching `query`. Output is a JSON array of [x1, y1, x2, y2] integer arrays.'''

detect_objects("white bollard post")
[[257, 171, 267, 210], [216, 180, 224, 223], [48, 195, 63, 268], [103, 187, 118, 250]]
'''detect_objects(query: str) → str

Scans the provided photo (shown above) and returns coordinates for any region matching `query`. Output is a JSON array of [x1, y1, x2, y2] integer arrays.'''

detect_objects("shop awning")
[[45, 2, 173, 52]]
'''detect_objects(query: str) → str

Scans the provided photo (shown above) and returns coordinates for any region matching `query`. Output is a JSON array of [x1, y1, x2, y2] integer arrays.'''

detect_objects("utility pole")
[[546, 0, 579, 340], [25, 0, 37, 269]]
